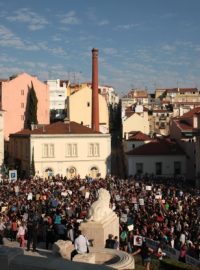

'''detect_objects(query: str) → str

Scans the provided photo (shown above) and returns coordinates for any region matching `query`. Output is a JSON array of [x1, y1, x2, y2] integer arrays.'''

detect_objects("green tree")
[[27, 81, 38, 129], [30, 147, 35, 177]]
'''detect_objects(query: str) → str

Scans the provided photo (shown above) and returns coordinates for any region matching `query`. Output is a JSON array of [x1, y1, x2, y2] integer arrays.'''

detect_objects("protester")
[[26, 210, 39, 252], [71, 230, 89, 261], [17, 221, 26, 248], [156, 242, 166, 260], [113, 236, 119, 250], [0, 174, 199, 265], [132, 239, 154, 270], [105, 234, 115, 249], [179, 243, 187, 263]]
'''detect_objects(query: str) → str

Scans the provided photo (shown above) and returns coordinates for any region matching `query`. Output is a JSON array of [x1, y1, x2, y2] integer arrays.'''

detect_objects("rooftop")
[[10, 121, 101, 137], [126, 139, 185, 156], [127, 131, 151, 141]]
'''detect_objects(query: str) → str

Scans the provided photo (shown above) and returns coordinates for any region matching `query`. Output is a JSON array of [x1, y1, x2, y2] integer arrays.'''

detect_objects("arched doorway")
[[67, 167, 77, 179], [45, 167, 54, 178], [90, 166, 99, 179]]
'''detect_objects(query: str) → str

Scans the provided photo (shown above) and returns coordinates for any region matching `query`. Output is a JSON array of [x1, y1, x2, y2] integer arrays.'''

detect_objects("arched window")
[[66, 167, 77, 179], [45, 167, 54, 177], [90, 166, 99, 179]]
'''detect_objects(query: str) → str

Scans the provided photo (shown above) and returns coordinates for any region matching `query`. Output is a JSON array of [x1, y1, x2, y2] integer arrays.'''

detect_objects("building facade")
[[68, 86, 109, 133], [0, 73, 49, 141], [170, 107, 200, 185], [9, 121, 111, 179], [122, 105, 150, 137], [46, 79, 68, 111], [126, 140, 186, 177]]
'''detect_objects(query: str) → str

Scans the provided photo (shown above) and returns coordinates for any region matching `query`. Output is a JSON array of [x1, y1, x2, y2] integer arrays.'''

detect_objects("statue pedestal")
[[80, 213, 119, 248]]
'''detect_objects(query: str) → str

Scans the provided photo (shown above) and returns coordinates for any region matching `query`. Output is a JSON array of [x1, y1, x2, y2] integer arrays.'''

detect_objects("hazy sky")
[[0, 0, 200, 95]]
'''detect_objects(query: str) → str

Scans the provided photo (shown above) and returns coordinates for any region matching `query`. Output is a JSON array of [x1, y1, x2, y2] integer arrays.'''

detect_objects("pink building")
[[0, 72, 49, 141]]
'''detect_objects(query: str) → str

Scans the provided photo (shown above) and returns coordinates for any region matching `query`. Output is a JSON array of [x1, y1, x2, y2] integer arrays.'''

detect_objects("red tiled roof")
[[153, 109, 171, 113], [126, 140, 185, 156], [179, 88, 198, 93], [127, 131, 151, 141], [166, 88, 178, 93], [180, 107, 200, 118], [10, 121, 101, 136], [174, 119, 193, 131]]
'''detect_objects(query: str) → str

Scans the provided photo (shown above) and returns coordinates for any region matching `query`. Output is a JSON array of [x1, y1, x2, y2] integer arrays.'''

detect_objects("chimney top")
[[92, 48, 98, 52]]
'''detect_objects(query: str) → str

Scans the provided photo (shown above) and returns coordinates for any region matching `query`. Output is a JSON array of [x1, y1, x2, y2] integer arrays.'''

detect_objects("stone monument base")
[[80, 213, 119, 248]]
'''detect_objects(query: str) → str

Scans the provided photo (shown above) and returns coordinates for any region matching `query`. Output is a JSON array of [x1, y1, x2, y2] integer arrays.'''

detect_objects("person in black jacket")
[[26, 210, 39, 252], [132, 239, 154, 270], [105, 234, 115, 249]]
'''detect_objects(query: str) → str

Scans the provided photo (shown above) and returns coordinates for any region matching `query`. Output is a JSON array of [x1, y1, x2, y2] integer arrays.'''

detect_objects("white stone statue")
[[87, 188, 113, 222]]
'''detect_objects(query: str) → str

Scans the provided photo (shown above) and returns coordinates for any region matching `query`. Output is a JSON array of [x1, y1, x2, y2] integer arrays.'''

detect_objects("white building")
[[98, 85, 119, 107], [126, 140, 186, 177], [170, 107, 200, 185], [9, 121, 111, 179], [123, 131, 152, 153], [46, 79, 69, 111]]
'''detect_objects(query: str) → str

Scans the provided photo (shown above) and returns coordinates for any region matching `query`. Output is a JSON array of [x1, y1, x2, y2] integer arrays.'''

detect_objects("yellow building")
[[122, 105, 150, 137], [68, 86, 109, 133]]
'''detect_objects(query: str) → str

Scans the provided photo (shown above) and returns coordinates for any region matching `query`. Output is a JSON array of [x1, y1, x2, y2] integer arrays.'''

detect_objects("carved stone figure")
[[52, 240, 74, 260], [87, 188, 113, 222]]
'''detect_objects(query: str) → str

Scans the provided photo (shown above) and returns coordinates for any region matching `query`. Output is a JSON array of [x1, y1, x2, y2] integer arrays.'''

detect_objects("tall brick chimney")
[[91, 48, 99, 132]]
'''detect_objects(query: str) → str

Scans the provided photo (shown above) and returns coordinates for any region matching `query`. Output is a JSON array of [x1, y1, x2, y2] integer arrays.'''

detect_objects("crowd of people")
[[0, 175, 199, 264]]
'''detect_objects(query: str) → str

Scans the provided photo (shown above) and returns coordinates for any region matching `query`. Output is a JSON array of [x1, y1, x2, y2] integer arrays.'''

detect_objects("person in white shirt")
[[71, 230, 89, 261], [17, 221, 27, 248]]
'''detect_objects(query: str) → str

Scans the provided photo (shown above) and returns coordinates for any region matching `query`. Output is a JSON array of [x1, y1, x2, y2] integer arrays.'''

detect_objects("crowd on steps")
[[0, 175, 199, 264]]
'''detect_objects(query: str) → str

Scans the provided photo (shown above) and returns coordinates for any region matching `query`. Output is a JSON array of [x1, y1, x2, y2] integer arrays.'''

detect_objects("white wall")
[[123, 113, 150, 137], [124, 140, 145, 153], [30, 133, 111, 178], [127, 155, 186, 176], [47, 79, 67, 110]]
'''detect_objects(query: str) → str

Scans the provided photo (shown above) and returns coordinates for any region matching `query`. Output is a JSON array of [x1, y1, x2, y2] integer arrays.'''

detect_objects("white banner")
[[85, 191, 90, 199], [146, 185, 152, 191], [139, 198, 144, 205], [127, 224, 134, 231]]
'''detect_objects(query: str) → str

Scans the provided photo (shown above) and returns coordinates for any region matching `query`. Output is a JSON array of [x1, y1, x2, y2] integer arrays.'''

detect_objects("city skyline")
[[0, 0, 200, 95]]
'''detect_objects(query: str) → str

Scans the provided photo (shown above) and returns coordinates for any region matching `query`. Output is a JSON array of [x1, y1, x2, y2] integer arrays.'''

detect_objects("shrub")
[[160, 258, 199, 270]]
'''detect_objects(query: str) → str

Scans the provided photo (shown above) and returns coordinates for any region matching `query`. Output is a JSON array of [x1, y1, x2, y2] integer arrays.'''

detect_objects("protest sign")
[[134, 235, 143, 246], [146, 185, 152, 191], [139, 198, 144, 206], [85, 191, 90, 199], [9, 170, 17, 181], [127, 224, 134, 231]]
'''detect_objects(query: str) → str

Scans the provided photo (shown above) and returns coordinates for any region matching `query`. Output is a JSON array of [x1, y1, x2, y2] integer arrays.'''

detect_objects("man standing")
[[26, 210, 39, 252], [71, 230, 89, 261]]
